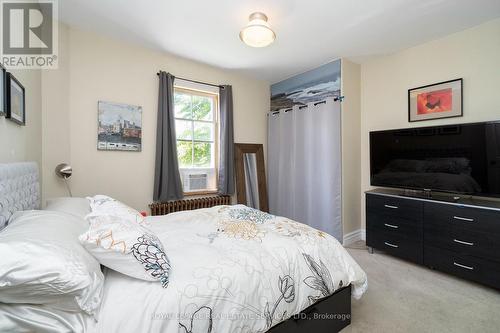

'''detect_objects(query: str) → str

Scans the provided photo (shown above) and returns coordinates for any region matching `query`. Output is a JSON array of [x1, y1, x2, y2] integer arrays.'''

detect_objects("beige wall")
[[0, 69, 42, 168], [41, 23, 71, 199], [341, 59, 361, 236], [42, 24, 270, 211], [360, 18, 500, 230]]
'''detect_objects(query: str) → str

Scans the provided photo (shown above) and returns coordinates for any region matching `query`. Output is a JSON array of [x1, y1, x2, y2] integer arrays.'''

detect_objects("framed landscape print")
[[408, 78, 462, 122], [97, 101, 142, 151], [6, 73, 25, 125], [0, 64, 6, 116]]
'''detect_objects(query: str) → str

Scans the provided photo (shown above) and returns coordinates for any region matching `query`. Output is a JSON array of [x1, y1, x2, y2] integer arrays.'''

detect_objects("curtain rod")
[[268, 96, 344, 115], [156, 72, 224, 89]]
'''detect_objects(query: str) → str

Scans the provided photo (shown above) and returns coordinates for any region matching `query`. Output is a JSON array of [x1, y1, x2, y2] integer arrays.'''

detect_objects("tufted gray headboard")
[[0, 162, 40, 230]]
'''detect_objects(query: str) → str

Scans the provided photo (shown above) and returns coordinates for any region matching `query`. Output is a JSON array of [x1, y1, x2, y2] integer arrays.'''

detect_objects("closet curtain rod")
[[269, 96, 344, 115], [156, 71, 225, 89]]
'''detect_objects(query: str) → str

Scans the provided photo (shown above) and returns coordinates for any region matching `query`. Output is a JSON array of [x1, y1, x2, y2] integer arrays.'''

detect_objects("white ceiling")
[[59, 0, 500, 83]]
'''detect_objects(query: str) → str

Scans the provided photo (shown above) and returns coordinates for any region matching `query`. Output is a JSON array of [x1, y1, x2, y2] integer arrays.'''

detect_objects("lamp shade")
[[240, 12, 276, 48], [55, 163, 72, 179]]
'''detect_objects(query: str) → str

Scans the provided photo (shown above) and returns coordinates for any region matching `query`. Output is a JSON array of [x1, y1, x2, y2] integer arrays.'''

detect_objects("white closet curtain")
[[268, 97, 342, 241]]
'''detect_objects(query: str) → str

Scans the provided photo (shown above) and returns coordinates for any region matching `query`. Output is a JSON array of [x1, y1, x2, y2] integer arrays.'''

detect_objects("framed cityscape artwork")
[[97, 101, 142, 151]]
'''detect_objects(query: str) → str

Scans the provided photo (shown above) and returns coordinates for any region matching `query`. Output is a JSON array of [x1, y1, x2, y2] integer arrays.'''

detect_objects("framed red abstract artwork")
[[408, 78, 462, 122]]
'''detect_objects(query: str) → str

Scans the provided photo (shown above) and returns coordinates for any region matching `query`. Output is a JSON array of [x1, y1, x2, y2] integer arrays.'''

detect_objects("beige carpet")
[[342, 241, 500, 333]]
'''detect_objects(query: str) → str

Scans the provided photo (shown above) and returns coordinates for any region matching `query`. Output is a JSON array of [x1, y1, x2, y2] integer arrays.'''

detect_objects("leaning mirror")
[[234, 143, 269, 212]]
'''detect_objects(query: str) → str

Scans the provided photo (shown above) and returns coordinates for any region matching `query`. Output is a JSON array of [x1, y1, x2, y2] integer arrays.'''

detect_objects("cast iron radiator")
[[149, 195, 231, 216]]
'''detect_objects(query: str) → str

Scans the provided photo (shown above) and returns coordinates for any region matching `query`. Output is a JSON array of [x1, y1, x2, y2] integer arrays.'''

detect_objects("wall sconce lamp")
[[55, 163, 73, 197]]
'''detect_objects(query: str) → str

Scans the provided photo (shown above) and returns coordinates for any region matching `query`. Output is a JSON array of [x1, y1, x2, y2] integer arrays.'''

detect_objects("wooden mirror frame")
[[234, 143, 269, 212]]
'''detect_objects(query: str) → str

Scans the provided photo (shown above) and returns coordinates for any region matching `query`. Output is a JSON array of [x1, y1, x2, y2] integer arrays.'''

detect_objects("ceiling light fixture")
[[239, 12, 276, 48]]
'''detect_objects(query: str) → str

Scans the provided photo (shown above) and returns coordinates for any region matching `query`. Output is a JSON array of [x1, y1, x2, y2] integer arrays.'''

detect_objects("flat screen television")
[[370, 121, 500, 197]]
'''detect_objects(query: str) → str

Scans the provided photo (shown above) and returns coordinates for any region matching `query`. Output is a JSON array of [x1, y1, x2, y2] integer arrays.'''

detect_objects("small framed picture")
[[0, 64, 6, 116], [408, 78, 462, 122], [6, 73, 26, 125]]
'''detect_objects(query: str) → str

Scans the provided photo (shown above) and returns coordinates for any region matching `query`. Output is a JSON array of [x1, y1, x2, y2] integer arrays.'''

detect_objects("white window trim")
[[175, 78, 219, 94]]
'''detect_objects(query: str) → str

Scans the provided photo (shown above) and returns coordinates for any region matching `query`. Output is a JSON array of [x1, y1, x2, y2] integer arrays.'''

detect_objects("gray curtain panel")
[[218, 85, 235, 195], [153, 71, 183, 201]]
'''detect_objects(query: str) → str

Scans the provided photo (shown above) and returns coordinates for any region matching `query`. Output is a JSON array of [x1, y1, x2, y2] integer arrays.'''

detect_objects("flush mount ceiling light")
[[239, 12, 276, 48]]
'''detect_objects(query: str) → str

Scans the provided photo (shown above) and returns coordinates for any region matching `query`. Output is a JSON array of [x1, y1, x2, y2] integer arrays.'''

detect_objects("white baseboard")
[[343, 229, 366, 246]]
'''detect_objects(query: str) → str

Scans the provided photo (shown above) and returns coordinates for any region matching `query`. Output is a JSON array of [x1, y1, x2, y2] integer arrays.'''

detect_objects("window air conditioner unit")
[[184, 173, 208, 191]]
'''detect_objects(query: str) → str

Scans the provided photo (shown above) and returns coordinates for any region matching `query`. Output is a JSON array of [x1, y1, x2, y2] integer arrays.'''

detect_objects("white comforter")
[[95, 205, 367, 333]]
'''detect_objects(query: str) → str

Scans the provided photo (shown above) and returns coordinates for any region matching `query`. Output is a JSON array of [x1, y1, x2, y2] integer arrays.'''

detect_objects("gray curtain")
[[153, 71, 183, 201], [218, 85, 235, 195]]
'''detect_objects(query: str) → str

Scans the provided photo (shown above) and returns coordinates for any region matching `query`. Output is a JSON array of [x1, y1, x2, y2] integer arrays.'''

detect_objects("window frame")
[[173, 86, 219, 196]]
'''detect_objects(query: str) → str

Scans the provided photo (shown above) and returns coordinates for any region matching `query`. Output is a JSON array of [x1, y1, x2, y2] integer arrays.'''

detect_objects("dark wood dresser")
[[366, 189, 500, 289]]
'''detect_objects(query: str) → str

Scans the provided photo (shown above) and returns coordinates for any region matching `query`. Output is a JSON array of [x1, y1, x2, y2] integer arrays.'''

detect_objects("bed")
[[0, 162, 367, 333]]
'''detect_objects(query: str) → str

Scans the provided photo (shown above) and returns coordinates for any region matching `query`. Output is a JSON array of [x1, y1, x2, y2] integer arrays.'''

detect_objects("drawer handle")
[[453, 262, 474, 271], [453, 239, 474, 246], [453, 216, 474, 222], [384, 223, 399, 229], [384, 242, 399, 248], [384, 204, 399, 209]]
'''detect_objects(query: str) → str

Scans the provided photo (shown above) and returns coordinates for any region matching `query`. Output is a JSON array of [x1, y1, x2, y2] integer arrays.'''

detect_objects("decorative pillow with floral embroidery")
[[79, 215, 171, 287]]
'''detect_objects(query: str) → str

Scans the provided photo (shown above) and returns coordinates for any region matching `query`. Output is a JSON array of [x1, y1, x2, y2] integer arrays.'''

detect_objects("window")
[[174, 87, 218, 194]]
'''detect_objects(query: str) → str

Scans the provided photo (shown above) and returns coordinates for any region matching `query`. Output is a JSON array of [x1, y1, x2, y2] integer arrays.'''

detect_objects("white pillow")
[[79, 215, 171, 288], [45, 197, 90, 218], [0, 303, 95, 333], [0, 211, 104, 317], [86, 195, 145, 224]]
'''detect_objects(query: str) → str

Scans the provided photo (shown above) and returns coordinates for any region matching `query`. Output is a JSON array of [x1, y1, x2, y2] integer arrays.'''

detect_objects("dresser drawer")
[[367, 194, 423, 223], [424, 245, 500, 290], [425, 202, 500, 235], [425, 223, 500, 263], [367, 229, 423, 264], [367, 212, 422, 241]]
